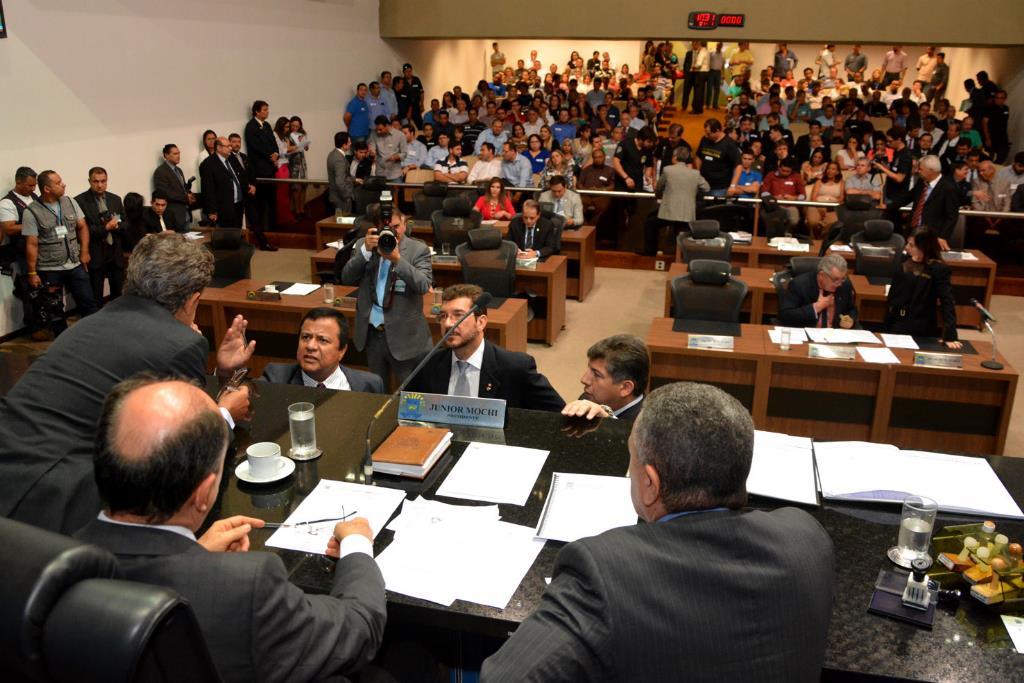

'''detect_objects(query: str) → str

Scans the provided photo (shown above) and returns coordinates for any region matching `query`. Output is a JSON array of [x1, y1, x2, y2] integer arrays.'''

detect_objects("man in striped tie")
[[886, 154, 959, 249]]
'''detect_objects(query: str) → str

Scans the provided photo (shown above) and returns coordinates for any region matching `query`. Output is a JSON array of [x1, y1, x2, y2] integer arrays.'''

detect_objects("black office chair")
[[834, 200, 883, 242], [696, 203, 755, 232], [456, 227, 518, 298], [319, 212, 376, 284], [538, 209, 566, 253], [353, 176, 388, 215], [206, 228, 254, 284], [413, 181, 448, 220], [432, 196, 482, 253], [671, 259, 748, 323], [677, 220, 734, 264], [949, 214, 967, 250], [0, 517, 220, 683], [850, 220, 905, 281], [772, 256, 823, 298]]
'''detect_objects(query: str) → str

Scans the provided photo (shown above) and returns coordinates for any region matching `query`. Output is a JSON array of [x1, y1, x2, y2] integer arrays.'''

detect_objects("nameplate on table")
[[398, 392, 506, 428], [687, 334, 735, 351], [336, 296, 357, 311], [808, 343, 856, 360], [431, 255, 459, 265], [913, 351, 963, 369], [335, 215, 356, 225]]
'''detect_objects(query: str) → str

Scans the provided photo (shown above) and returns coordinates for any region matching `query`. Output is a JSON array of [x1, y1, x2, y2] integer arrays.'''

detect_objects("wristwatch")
[[599, 404, 617, 419]]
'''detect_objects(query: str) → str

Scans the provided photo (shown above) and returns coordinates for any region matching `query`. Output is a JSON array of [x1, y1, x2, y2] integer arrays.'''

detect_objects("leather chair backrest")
[[457, 236, 518, 298], [363, 176, 389, 192], [671, 263, 748, 323], [678, 232, 733, 265], [413, 192, 446, 221], [467, 227, 502, 249], [688, 259, 732, 285], [789, 256, 822, 276], [862, 219, 895, 242], [689, 219, 721, 239], [210, 228, 242, 250], [442, 196, 473, 217], [696, 203, 754, 232], [423, 181, 448, 197]]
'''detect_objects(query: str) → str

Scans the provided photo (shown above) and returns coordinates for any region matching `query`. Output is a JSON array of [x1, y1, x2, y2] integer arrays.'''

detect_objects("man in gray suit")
[[641, 145, 711, 255], [151, 144, 195, 228], [341, 206, 432, 388], [483, 382, 834, 682], [75, 376, 386, 683], [327, 131, 354, 215], [261, 307, 385, 393], [538, 175, 583, 228]]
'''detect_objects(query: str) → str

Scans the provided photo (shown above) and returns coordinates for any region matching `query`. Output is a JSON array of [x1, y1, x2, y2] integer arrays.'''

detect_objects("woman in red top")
[[473, 177, 515, 220]]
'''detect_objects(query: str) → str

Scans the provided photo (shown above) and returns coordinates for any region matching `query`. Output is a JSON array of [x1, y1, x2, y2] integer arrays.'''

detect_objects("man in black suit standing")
[[406, 284, 564, 411], [508, 199, 558, 259], [483, 382, 835, 681], [200, 137, 246, 228], [75, 376, 387, 682], [243, 100, 279, 251], [143, 192, 184, 234], [886, 154, 959, 247], [260, 308, 385, 393], [779, 253, 858, 329], [561, 334, 648, 422], [227, 133, 258, 229], [75, 166, 127, 307], [0, 233, 253, 534], [151, 144, 194, 229]]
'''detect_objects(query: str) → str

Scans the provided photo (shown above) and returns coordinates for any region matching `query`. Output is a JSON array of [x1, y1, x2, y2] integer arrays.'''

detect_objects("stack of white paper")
[[748, 431, 818, 505], [377, 497, 546, 607], [829, 244, 853, 253], [266, 480, 406, 554], [814, 442, 1024, 518], [768, 327, 808, 345], [881, 333, 918, 349], [805, 328, 881, 345], [856, 346, 901, 364], [436, 442, 549, 506], [281, 282, 321, 296], [326, 239, 344, 249], [535, 473, 637, 542]]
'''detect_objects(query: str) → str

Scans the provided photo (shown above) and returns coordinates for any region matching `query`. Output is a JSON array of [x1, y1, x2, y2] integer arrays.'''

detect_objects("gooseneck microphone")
[[362, 292, 493, 479], [969, 298, 997, 323]]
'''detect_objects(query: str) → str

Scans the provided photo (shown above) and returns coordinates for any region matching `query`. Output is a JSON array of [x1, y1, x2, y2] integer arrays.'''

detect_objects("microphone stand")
[[980, 319, 1003, 371], [362, 295, 490, 482]]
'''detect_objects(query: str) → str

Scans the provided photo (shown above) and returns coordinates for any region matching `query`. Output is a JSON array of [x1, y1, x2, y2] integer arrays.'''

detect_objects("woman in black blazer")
[[884, 227, 962, 348]]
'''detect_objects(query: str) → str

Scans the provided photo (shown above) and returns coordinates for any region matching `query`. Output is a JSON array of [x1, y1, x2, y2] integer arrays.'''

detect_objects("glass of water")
[[288, 402, 319, 460], [441, 242, 452, 257], [888, 495, 938, 568]]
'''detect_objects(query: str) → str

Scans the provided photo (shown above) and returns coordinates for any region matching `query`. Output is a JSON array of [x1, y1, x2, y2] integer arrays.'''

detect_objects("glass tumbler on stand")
[[888, 495, 938, 568], [288, 402, 321, 460]]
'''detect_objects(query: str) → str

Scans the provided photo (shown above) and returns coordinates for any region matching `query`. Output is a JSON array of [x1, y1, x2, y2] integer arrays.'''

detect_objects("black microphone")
[[969, 298, 997, 323], [362, 292, 492, 478]]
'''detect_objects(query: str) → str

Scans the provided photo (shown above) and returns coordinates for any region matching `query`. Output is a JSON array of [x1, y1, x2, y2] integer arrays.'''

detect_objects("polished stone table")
[[211, 382, 1024, 680]]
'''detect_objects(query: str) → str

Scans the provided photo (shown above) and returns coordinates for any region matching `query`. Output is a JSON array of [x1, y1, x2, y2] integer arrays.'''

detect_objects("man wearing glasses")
[[778, 253, 858, 329]]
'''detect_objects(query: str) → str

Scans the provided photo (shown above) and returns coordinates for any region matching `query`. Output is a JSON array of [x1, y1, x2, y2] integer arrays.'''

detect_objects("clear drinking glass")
[[780, 328, 791, 351], [441, 242, 452, 256], [323, 283, 335, 303], [888, 495, 938, 568], [288, 402, 319, 460]]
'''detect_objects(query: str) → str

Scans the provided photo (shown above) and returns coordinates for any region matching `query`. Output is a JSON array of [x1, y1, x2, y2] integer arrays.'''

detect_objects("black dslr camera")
[[27, 283, 66, 327], [376, 191, 397, 254]]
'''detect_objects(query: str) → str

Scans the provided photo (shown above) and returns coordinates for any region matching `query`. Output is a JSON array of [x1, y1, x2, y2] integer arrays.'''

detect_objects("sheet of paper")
[[814, 442, 1024, 519], [856, 346, 901, 364], [747, 431, 818, 505], [436, 442, 549, 506], [386, 496, 499, 535], [881, 333, 919, 349], [1000, 615, 1024, 653], [776, 242, 810, 252], [768, 327, 806, 345], [265, 480, 406, 554], [829, 244, 853, 252], [535, 473, 637, 543], [281, 282, 321, 296], [805, 328, 881, 345], [326, 239, 344, 249]]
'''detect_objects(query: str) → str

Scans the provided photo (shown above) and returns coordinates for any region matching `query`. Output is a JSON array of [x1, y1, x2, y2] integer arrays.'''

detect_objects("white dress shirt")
[[448, 340, 486, 397], [613, 394, 644, 418], [301, 365, 351, 391]]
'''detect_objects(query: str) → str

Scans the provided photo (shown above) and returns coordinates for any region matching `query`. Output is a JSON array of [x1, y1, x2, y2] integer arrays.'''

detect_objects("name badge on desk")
[[913, 352, 963, 369], [808, 343, 856, 360], [399, 392, 507, 429], [687, 334, 735, 351]]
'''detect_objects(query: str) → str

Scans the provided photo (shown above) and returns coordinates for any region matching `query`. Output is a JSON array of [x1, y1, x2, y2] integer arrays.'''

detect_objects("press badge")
[[55, 225, 69, 237], [393, 280, 407, 293]]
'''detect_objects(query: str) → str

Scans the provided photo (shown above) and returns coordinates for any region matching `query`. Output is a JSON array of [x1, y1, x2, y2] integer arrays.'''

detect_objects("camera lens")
[[377, 229, 397, 254]]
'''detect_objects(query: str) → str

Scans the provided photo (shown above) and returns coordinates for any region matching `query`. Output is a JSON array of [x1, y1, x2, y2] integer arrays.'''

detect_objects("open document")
[[747, 431, 818, 505], [535, 473, 638, 543], [436, 442, 549, 506], [814, 442, 1023, 519]]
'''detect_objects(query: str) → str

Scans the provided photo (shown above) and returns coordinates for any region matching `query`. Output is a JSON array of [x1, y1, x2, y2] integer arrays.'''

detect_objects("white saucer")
[[235, 456, 295, 484]]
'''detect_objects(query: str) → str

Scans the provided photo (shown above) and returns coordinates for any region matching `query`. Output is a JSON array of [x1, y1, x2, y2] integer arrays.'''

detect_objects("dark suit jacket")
[[887, 175, 960, 240], [245, 117, 278, 179], [508, 215, 558, 258], [152, 161, 191, 226], [0, 296, 208, 533], [406, 341, 565, 412], [143, 207, 185, 234], [482, 507, 834, 682], [260, 362, 385, 394], [75, 520, 386, 683], [199, 154, 244, 227], [778, 270, 858, 328], [74, 190, 127, 264]]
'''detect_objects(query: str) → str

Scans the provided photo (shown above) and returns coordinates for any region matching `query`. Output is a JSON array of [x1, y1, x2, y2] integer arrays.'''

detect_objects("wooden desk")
[[664, 263, 888, 325], [197, 279, 528, 375], [310, 248, 567, 345], [315, 217, 595, 302], [676, 237, 997, 328], [646, 319, 1018, 454]]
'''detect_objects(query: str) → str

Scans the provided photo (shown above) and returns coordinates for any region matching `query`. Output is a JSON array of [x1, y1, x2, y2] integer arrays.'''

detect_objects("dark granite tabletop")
[[216, 382, 1024, 681]]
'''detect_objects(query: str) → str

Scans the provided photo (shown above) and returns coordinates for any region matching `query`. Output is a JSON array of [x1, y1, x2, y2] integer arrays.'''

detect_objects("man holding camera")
[[75, 166, 127, 307], [341, 203, 432, 388]]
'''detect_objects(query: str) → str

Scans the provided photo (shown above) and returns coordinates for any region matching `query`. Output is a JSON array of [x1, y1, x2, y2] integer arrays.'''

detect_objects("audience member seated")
[[561, 334, 648, 422], [474, 178, 515, 220], [778, 253, 857, 329], [726, 151, 762, 198], [467, 142, 502, 183], [260, 307, 385, 392], [501, 141, 534, 189], [483, 382, 835, 681], [405, 284, 565, 411], [538, 175, 583, 228], [760, 158, 806, 229], [75, 376, 387, 683], [143, 192, 183, 233], [884, 227, 961, 348], [509, 199, 558, 259], [433, 141, 469, 184]]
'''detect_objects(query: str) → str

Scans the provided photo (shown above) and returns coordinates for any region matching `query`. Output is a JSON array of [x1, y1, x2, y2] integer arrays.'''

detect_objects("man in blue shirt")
[[475, 119, 509, 156], [344, 83, 371, 142], [367, 81, 391, 124], [551, 110, 578, 147], [501, 141, 533, 188], [379, 71, 398, 119]]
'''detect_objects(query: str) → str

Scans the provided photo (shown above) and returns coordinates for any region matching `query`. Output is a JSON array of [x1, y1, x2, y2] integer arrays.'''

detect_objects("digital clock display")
[[687, 11, 745, 30]]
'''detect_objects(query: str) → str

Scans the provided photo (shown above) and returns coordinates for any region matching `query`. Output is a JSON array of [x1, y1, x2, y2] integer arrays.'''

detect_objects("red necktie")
[[911, 187, 927, 227]]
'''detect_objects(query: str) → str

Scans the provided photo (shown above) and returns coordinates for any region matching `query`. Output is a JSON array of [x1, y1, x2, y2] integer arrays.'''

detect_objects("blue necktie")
[[370, 259, 391, 327], [526, 228, 535, 249]]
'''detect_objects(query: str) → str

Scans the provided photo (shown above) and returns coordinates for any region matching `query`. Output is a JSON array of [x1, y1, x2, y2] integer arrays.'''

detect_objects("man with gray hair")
[[0, 233, 254, 534], [484, 382, 835, 680], [779, 253, 858, 329], [886, 153, 960, 247], [641, 144, 710, 255]]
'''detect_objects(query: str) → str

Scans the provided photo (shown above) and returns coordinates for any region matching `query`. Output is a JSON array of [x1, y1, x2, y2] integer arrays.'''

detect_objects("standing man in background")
[[199, 137, 247, 229], [0, 167, 43, 338], [844, 45, 867, 83], [152, 144, 194, 230], [490, 42, 506, 78], [689, 41, 710, 115], [369, 115, 408, 182], [243, 100, 280, 251], [327, 132, 354, 215], [706, 43, 725, 111], [643, 147, 710, 256], [75, 167, 126, 307], [402, 63, 425, 129], [345, 83, 372, 143]]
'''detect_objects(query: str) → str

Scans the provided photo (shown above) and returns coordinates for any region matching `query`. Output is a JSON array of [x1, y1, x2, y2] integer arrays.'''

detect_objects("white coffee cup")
[[246, 442, 283, 479]]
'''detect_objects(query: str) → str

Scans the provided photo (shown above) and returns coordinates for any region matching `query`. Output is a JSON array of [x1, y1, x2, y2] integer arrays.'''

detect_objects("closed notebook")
[[373, 425, 453, 479]]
